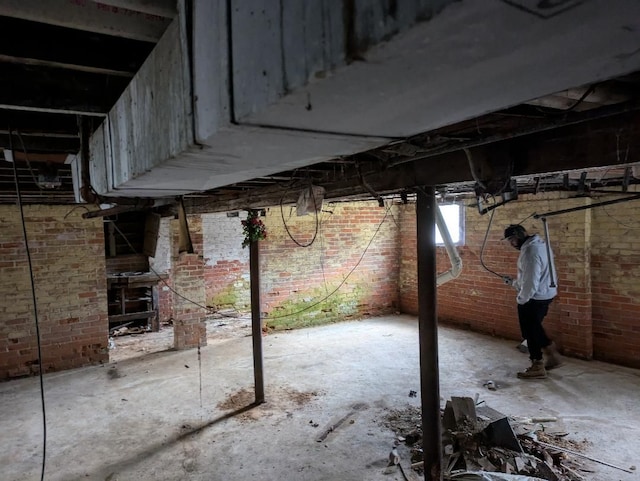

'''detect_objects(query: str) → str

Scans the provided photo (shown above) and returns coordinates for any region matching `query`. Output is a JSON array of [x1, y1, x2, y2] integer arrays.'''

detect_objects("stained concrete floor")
[[1, 315, 639, 481]]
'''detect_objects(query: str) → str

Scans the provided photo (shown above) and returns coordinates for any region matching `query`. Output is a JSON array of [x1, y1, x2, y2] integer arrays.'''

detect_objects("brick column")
[[171, 216, 207, 350], [554, 201, 593, 360]]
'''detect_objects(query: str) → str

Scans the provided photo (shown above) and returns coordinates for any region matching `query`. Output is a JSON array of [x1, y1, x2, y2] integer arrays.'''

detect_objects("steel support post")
[[416, 186, 442, 480]]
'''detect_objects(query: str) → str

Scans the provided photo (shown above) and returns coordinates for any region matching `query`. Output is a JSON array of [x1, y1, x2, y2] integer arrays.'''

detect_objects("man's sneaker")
[[543, 342, 563, 370], [517, 360, 547, 379]]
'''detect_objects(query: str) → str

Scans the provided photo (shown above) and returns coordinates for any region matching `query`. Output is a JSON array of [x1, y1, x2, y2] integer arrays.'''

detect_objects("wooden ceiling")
[[1, 2, 639, 212]]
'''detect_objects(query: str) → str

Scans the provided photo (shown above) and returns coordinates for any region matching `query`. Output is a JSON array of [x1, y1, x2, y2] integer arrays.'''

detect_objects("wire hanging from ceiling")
[[9, 127, 47, 481]]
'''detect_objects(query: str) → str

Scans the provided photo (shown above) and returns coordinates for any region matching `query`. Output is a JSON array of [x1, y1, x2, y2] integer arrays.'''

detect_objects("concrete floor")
[[1, 315, 639, 481]]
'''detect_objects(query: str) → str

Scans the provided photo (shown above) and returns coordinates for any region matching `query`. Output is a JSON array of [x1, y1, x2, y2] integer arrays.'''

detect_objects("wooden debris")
[[451, 396, 478, 430], [534, 440, 634, 473]]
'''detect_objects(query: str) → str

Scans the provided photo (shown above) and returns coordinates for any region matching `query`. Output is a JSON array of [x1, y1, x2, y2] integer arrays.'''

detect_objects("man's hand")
[[502, 275, 514, 286]]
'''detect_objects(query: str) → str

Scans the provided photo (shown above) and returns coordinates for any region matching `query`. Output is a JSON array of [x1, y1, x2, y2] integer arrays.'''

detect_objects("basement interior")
[[1, 1, 640, 481]]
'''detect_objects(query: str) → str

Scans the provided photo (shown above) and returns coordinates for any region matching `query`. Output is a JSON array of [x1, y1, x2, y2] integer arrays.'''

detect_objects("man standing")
[[503, 224, 562, 379]]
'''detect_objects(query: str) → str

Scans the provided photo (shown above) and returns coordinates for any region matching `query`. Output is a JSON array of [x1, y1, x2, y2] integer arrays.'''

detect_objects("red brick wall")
[[105, 254, 148, 274], [591, 189, 640, 367], [399, 191, 640, 368], [171, 216, 207, 349], [201, 213, 251, 310], [0, 205, 108, 380], [195, 204, 401, 326], [258, 202, 400, 327]]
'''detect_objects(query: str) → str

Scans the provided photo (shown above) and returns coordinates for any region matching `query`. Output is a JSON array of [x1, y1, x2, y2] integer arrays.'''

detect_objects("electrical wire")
[[110, 222, 215, 313], [266, 202, 392, 320], [15, 129, 44, 191], [9, 128, 47, 481], [63, 205, 91, 220], [318, 208, 330, 296], [110, 222, 209, 413], [600, 204, 640, 229], [534, 84, 597, 116], [279, 186, 320, 247]]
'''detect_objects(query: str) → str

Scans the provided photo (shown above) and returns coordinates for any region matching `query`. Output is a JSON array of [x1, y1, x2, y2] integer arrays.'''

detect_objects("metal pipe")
[[533, 193, 640, 218], [416, 186, 442, 481], [435, 204, 462, 286], [250, 237, 265, 404], [541, 217, 556, 288]]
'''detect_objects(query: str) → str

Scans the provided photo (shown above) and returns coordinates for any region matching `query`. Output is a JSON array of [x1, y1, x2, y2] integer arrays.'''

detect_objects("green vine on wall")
[[241, 210, 267, 248]]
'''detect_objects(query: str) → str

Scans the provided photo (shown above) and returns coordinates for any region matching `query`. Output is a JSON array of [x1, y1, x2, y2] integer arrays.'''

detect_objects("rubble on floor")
[[384, 396, 612, 481]]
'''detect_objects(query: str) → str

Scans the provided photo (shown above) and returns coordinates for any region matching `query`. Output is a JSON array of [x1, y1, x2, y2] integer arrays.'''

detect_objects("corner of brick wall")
[[258, 202, 400, 323], [171, 218, 207, 350], [0, 205, 109, 380], [398, 192, 640, 368]]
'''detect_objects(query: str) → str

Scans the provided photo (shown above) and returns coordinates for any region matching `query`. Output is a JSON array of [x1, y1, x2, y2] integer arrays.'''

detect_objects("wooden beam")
[[89, 0, 176, 18], [0, 54, 134, 78], [0, 0, 171, 42], [0, 16, 154, 75], [0, 132, 79, 153], [183, 109, 640, 214], [0, 63, 129, 114]]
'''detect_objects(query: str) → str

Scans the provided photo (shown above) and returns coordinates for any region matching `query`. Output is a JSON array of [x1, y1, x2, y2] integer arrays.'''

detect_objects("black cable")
[[279, 186, 320, 247], [534, 84, 597, 116], [601, 203, 640, 229], [110, 223, 215, 313], [15, 130, 44, 191], [9, 128, 47, 481], [266, 203, 391, 320], [63, 205, 91, 220], [111, 220, 209, 415]]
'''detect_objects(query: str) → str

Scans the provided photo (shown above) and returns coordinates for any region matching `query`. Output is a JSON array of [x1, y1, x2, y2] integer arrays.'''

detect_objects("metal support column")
[[416, 186, 442, 480], [250, 239, 265, 404]]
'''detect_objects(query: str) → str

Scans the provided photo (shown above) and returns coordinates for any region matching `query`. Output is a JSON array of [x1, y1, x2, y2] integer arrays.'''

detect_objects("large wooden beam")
[[184, 109, 640, 214], [89, 0, 176, 18], [0, 63, 129, 114], [0, 16, 154, 75], [0, 133, 79, 153], [0, 0, 171, 42]]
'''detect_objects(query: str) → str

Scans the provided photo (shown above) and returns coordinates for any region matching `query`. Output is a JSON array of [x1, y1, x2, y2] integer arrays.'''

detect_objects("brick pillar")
[[171, 216, 207, 350], [556, 203, 593, 359]]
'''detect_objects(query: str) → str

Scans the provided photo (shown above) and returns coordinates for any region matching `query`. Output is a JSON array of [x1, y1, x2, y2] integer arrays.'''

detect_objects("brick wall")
[[105, 254, 148, 274], [591, 187, 640, 367], [150, 217, 173, 324], [399, 191, 640, 369], [202, 212, 251, 310], [171, 217, 207, 349], [258, 201, 400, 328], [0, 205, 108, 380], [4, 193, 637, 378]]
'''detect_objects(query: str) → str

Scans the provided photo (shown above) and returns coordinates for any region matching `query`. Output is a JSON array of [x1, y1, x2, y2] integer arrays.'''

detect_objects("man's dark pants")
[[517, 299, 553, 361]]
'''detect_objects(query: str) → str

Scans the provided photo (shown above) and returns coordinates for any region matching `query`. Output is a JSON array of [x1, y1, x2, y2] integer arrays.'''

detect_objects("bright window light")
[[435, 204, 464, 245]]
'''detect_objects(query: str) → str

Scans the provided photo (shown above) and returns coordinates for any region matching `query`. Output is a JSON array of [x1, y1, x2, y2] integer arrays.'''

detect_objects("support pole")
[[541, 217, 556, 288], [416, 186, 442, 481], [250, 239, 265, 404]]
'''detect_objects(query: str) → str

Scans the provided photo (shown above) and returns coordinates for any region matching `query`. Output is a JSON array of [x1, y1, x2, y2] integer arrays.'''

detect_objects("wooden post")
[[250, 239, 265, 404]]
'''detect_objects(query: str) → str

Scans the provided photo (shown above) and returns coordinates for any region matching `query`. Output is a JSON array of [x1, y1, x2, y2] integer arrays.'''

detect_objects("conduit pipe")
[[541, 217, 556, 288], [435, 204, 463, 286]]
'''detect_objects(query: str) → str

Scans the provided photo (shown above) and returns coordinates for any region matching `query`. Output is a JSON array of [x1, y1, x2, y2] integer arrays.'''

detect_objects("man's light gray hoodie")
[[513, 234, 557, 305]]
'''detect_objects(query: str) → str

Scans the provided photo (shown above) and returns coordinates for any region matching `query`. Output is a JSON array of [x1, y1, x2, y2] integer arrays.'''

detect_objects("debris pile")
[[385, 396, 625, 481]]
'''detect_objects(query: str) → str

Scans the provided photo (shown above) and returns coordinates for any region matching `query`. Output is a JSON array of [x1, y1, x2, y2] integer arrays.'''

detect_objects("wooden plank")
[[0, 0, 171, 42], [109, 311, 156, 323]]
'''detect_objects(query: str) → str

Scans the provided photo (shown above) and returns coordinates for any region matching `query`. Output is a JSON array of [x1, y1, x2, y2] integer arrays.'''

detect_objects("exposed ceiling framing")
[[1, 2, 640, 212]]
